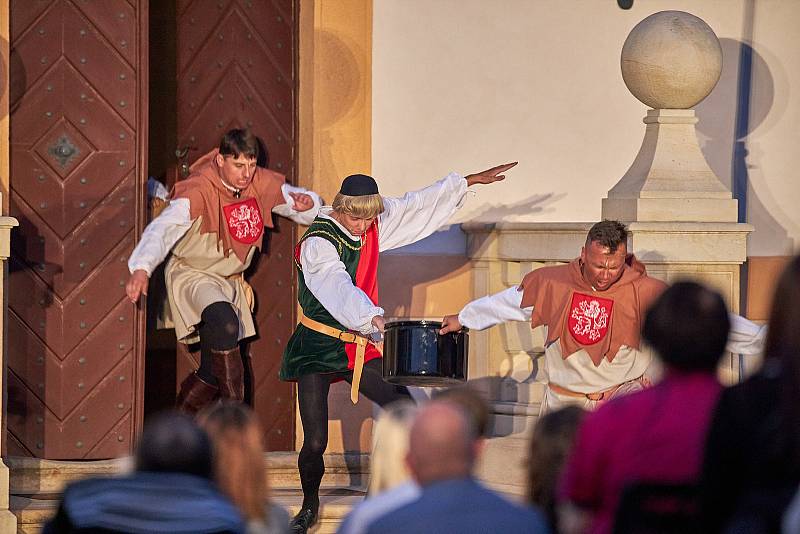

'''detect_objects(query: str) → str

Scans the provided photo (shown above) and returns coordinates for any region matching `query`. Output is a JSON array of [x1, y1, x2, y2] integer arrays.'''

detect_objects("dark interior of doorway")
[[143, 1, 179, 418]]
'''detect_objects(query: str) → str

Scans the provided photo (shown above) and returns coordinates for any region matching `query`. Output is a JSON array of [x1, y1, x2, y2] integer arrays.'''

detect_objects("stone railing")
[[463, 220, 750, 496]]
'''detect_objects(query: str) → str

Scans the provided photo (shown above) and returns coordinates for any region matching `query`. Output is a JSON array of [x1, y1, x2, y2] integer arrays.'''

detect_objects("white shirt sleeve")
[[726, 312, 768, 355], [458, 286, 533, 331], [377, 173, 468, 252], [299, 237, 384, 335], [271, 183, 322, 226], [127, 198, 193, 276]]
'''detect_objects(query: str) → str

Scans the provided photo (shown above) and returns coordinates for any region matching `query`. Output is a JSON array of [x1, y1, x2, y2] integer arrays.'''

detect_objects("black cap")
[[340, 174, 379, 196]]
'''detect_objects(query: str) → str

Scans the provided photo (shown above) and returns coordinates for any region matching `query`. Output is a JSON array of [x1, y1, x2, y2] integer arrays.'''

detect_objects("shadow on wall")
[[697, 36, 793, 254], [379, 191, 564, 320], [315, 29, 365, 199], [466, 191, 566, 223]]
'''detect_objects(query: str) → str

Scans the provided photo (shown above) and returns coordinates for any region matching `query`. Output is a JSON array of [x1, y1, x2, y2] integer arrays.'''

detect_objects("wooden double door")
[[7, 0, 298, 459]]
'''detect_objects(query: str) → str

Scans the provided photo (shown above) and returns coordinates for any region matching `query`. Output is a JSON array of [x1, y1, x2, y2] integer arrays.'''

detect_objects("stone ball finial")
[[621, 11, 722, 109]]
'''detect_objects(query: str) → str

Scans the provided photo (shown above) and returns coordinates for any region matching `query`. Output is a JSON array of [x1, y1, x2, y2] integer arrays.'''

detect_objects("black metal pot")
[[382, 320, 468, 386]]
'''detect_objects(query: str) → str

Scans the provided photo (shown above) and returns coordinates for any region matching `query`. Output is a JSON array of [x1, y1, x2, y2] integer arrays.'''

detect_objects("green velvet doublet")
[[279, 217, 363, 380]]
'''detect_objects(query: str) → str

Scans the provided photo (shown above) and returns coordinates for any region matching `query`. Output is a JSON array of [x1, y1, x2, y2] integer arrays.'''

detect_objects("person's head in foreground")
[[368, 400, 419, 495], [198, 401, 273, 525], [406, 400, 479, 486], [527, 405, 586, 529], [433, 385, 491, 438], [642, 280, 730, 372], [135, 410, 214, 479]]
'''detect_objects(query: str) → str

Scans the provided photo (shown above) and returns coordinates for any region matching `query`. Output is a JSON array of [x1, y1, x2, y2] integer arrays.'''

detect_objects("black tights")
[[297, 358, 411, 510], [196, 302, 240, 384]]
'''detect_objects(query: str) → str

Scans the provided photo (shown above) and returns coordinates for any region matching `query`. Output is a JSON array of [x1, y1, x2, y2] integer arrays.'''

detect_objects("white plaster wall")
[[372, 0, 799, 256]]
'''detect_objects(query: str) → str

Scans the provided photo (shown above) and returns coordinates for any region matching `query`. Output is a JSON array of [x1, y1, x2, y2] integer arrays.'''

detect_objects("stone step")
[[7, 452, 370, 495], [11, 487, 366, 534]]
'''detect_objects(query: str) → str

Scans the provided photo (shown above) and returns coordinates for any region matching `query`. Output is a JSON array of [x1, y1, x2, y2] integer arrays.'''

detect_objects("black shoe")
[[290, 506, 318, 533]]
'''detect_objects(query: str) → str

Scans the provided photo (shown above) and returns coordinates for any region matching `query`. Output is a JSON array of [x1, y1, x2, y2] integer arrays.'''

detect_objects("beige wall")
[[372, 0, 800, 257], [298, 0, 372, 204], [298, 0, 799, 452]]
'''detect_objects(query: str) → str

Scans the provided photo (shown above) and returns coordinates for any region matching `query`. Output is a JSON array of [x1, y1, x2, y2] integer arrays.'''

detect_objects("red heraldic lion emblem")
[[568, 292, 613, 345], [223, 198, 263, 244]]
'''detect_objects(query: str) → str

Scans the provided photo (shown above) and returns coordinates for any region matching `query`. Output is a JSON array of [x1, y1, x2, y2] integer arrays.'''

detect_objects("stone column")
[[0, 205, 19, 531]]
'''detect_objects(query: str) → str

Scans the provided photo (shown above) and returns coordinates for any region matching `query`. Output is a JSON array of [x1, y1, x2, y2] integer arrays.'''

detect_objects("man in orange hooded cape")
[[441, 220, 766, 412], [125, 129, 320, 414]]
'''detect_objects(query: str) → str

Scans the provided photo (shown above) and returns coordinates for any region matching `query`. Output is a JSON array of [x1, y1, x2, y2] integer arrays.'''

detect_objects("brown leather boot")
[[242, 350, 255, 407], [212, 347, 244, 401], [176, 372, 218, 415]]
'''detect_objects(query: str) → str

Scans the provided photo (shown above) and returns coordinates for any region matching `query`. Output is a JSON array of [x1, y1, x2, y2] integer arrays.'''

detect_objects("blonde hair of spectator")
[[332, 192, 385, 219], [198, 402, 270, 523], [367, 400, 418, 496]]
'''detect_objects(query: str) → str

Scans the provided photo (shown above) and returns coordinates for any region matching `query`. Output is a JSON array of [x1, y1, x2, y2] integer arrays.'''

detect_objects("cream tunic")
[[128, 184, 321, 343], [459, 285, 767, 411]]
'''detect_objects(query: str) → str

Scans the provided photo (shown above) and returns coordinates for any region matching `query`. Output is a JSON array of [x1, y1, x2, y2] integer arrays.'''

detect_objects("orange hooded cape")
[[519, 255, 666, 366], [171, 149, 286, 263]]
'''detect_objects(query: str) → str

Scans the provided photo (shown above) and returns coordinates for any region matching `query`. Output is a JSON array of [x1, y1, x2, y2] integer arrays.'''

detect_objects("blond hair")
[[198, 402, 270, 523], [368, 400, 418, 495], [331, 192, 384, 219]]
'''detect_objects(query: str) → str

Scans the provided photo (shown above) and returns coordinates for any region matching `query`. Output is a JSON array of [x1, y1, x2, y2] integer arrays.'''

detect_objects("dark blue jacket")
[[43, 471, 245, 534], [365, 477, 550, 534]]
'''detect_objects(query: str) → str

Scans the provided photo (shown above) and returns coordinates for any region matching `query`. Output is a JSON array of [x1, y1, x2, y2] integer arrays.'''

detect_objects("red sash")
[[345, 221, 382, 369]]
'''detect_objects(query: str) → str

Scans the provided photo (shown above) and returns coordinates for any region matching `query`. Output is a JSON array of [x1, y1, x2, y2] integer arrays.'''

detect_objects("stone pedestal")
[[602, 109, 738, 222], [0, 214, 19, 532], [463, 222, 590, 496]]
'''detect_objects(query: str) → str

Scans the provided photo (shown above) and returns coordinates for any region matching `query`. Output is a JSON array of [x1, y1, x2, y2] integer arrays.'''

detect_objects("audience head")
[[527, 406, 585, 526], [198, 402, 269, 523], [406, 400, 478, 486], [764, 256, 800, 458], [643, 281, 730, 372], [433, 386, 491, 437], [765, 255, 800, 364], [134, 411, 213, 479], [368, 400, 419, 495]]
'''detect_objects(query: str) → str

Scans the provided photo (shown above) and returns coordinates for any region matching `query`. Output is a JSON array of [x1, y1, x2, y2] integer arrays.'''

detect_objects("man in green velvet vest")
[[280, 164, 516, 533]]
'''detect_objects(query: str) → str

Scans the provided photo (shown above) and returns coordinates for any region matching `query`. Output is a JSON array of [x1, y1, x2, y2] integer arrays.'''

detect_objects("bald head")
[[406, 401, 478, 486]]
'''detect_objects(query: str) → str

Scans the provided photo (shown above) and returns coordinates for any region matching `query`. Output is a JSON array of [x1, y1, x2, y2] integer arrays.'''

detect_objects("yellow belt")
[[299, 313, 370, 404]]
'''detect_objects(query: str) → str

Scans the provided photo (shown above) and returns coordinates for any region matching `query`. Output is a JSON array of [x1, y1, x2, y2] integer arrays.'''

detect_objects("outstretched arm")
[[272, 183, 322, 226], [126, 199, 193, 303], [300, 237, 384, 335], [726, 313, 767, 355], [440, 285, 532, 334], [378, 162, 517, 252]]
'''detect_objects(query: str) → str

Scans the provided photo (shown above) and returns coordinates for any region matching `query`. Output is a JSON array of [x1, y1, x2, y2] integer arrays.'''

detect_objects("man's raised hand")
[[289, 192, 315, 212], [465, 162, 518, 187]]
